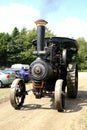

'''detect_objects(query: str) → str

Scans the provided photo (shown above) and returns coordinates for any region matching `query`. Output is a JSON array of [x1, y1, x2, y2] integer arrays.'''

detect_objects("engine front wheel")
[[54, 79, 65, 112], [10, 79, 26, 109]]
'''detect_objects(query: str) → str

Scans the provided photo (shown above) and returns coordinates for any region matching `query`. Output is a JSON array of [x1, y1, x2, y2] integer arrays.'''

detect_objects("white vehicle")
[[11, 64, 29, 70], [0, 70, 16, 88]]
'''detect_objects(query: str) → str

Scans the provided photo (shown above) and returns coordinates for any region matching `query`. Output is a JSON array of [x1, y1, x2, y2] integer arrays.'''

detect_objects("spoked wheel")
[[10, 78, 26, 109], [54, 79, 65, 112]]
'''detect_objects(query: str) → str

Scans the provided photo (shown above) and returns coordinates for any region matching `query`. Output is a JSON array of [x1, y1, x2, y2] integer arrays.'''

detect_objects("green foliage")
[[0, 26, 86, 71], [0, 33, 11, 66], [0, 26, 55, 67], [77, 37, 87, 71], [45, 27, 55, 37]]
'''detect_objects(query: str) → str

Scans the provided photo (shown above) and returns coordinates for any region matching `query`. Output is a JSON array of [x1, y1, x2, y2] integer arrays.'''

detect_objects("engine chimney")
[[35, 19, 48, 52]]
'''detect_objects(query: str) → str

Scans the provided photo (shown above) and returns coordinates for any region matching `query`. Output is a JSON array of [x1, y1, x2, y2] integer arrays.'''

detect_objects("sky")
[[0, 0, 87, 40]]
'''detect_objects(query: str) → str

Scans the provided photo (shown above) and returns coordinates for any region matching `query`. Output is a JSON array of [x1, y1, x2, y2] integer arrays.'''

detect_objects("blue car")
[[19, 67, 30, 83], [5, 68, 30, 83], [11, 64, 30, 82]]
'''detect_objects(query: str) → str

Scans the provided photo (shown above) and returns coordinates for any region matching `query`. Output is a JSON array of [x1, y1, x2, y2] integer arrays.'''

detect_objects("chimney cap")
[[35, 19, 48, 26]]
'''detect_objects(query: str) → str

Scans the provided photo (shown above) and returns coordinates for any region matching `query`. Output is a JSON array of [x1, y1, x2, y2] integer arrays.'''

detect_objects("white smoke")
[[39, 0, 63, 19]]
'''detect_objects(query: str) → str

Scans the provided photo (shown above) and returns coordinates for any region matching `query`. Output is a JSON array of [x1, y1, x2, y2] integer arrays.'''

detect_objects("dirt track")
[[0, 72, 87, 130]]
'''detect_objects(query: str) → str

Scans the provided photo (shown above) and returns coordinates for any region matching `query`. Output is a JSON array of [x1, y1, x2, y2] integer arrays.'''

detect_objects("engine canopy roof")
[[33, 37, 79, 50]]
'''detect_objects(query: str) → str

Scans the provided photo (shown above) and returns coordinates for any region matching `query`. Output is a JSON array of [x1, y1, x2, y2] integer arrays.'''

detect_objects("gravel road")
[[0, 72, 87, 130]]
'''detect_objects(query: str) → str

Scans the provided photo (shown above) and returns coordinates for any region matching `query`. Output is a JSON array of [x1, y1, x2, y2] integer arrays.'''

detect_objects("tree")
[[7, 27, 25, 65], [19, 28, 37, 64], [2, 26, 87, 71], [77, 37, 87, 70], [0, 33, 11, 66], [45, 27, 55, 37], [20, 27, 27, 35], [12, 27, 20, 38]]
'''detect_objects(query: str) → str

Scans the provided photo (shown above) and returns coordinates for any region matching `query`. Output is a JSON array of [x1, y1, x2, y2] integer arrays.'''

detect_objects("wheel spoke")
[[10, 79, 26, 109]]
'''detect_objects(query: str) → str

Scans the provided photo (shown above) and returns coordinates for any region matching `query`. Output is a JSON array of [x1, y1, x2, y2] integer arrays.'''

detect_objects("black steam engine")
[[10, 20, 78, 112]]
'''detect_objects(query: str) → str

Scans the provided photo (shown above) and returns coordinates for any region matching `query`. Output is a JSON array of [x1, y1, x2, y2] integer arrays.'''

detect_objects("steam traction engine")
[[10, 20, 78, 112]]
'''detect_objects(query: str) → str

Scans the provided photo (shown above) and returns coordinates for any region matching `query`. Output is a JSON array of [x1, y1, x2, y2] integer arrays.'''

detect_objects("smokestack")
[[35, 19, 48, 52]]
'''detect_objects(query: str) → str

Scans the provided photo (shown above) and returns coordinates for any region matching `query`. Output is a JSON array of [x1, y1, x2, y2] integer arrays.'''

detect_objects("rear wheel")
[[10, 78, 26, 109], [67, 63, 78, 98], [54, 79, 65, 112]]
